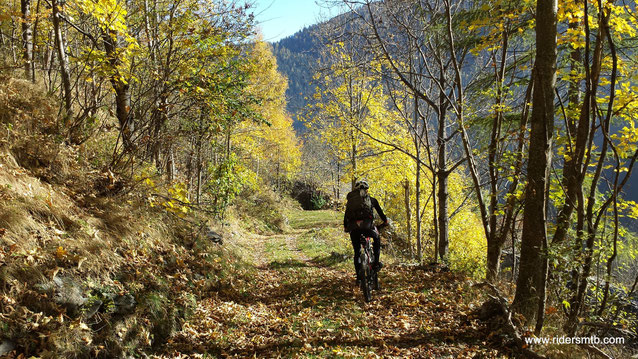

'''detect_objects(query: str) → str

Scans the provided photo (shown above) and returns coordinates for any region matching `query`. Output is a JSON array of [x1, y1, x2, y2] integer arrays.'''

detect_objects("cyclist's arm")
[[371, 197, 388, 224], [343, 212, 348, 232]]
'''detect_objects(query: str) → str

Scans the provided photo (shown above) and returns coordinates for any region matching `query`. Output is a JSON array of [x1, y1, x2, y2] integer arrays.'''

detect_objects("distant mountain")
[[272, 25, 322, 132], [271, 6, 391, 132]]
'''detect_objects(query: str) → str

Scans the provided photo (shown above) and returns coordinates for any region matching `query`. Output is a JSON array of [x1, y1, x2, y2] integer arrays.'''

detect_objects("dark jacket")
[[344, 195, 387, 232]]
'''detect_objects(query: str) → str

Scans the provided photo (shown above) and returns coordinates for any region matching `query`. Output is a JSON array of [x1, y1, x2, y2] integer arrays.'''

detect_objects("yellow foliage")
[[73, 0, 140, 80], [303, 43, 394, 187], [234, 38, 302, 184], [55, 246, 68, 259], [448, 174, 487, 277], [135, 168, 190, 218], [302, 44, 488, 275]]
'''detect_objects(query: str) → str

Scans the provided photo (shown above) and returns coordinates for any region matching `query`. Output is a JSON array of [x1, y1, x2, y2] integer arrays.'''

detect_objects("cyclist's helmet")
[[354, 180, 369, 190]]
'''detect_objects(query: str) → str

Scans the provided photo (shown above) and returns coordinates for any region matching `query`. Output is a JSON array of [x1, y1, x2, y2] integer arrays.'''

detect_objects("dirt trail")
[[160, 211, 509, 358], [284, 232, 312, 262]]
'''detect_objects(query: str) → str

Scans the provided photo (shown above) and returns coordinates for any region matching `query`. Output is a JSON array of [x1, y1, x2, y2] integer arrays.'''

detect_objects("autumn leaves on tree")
[[304, 0, 638, 336], [4, 0, 301, 217]]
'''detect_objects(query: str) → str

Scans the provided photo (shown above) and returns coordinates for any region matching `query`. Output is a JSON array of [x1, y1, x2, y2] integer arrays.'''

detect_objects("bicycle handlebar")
[[376, 220, 389, 230]]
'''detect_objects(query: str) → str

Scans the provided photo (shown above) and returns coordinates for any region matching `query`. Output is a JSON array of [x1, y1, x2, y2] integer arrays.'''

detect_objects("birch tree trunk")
[[21, 0, 34, 81], [436, 110, 449, 261], [51, 0, 72, 119]]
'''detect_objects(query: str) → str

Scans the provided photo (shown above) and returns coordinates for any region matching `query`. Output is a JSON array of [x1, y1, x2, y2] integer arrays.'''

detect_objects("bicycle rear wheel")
[[359, 246, 372, 302]]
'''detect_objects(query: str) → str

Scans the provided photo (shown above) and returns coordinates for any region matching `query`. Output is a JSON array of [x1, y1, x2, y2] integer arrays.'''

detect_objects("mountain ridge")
[[272, 24, 323, 131]]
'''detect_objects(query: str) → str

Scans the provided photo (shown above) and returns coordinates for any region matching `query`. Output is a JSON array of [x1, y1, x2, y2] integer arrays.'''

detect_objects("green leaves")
[[206, 154, 244, 216]]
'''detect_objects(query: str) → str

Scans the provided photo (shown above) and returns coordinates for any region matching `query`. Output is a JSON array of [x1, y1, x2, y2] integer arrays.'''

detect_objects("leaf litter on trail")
[[156, 261, 512, 358]]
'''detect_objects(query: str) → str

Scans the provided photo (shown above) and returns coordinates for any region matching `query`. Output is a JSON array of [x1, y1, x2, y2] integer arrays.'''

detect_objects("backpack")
[[345, 189, 373, 222]]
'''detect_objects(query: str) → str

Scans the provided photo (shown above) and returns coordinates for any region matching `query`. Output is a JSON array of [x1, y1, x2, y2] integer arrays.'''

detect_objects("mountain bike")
[[358, 223, 387, 302]]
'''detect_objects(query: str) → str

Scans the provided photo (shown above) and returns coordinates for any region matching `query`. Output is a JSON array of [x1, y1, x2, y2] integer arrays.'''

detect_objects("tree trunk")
[[51, 0, 72, 119], [102, 30, 133, 149], [494, 73, 533, 282], [114, 79, 132, 147], [437, 168, 449, 262], [443, 0, 486, 267], [414, 92, 422, 262], [552, 19, 604, 245], [10, 17, 18, 64], [422, 111, 438, 263], [566, 8, 618, 334], [166, 145, 175, 181], [336, 162, 341, 199], [150, 94, 168, 171], [30, 0, 42, 82], [432, 173, 438, 263], [485, 35, 508, 281], [45, 29, 54, 91], [21, 0, 34, 81], [406, 55, 424, 261], [437, 110, 449, 262], [196, 134, 202, 205], [512, 0, 557, 325], [404, 179, 412, 257], [350, 128, 357, 190]]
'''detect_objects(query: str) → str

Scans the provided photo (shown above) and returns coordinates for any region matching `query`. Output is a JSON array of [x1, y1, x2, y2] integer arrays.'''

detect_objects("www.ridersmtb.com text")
[[524, 336, 625, 345]]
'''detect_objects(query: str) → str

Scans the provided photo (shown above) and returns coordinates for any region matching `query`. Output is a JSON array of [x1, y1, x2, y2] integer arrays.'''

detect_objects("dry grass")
[[0, 142, 256, 357], [0, 77, 58, 134]]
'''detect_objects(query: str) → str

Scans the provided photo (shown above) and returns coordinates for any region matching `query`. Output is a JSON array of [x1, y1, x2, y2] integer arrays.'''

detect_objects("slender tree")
[[20, 0, 34, 81], [512, 0, 557, 328], [51, 0, 72, 118]]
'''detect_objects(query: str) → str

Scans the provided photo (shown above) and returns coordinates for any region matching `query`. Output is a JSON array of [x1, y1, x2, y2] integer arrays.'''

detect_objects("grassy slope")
[[0, 78, 257, 358]]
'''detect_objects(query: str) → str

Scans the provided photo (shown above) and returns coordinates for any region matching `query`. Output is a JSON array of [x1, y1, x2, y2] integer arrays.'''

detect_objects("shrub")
[[448, 210, 486, 278], [310, 193, 327, 210]]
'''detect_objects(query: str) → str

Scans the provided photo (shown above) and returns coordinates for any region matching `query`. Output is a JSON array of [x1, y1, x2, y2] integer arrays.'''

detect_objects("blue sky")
[[251, 0, 332, 42]]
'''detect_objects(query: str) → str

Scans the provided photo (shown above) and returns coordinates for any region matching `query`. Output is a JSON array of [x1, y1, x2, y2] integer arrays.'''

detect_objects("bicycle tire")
[[360, 244, 372, 302]]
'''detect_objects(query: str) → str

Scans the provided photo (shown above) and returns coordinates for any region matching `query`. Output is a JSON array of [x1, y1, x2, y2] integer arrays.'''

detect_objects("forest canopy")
[[0, 0, 301, 216], [296, 0, 638, 339]]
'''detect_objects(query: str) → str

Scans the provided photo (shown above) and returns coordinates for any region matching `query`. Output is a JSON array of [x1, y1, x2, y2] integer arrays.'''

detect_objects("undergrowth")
[[231, 188, 296, 235], [0, 77, 263, 357]]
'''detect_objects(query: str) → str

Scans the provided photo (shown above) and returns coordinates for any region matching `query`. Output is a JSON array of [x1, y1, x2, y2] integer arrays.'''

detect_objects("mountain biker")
[[344, 180, 388, 282]]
